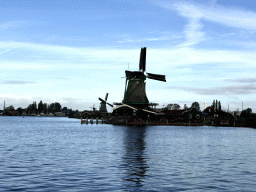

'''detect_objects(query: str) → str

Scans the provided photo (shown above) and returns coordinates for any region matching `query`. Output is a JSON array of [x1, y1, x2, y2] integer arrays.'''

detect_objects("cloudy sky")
[[1, 0, 256, 112]]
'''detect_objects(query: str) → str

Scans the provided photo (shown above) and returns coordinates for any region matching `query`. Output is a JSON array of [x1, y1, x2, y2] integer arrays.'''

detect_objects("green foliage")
[[212, 100, 215, 114], [48, 102, 62, 113], [17, 107, 23, 115], [43, 103, 47, 113], [240, 108, 252, 119], [38, 100, 43, 114], [213, 117, 220, 126], [191, 101, 200, 110]]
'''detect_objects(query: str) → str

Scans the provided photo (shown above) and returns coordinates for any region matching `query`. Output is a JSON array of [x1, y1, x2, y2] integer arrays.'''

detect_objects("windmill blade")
[[99, 97, 105, 103], [105, 93, 109, 101], [147, 72, 166, 82], [106, 102, 114, 107], [139, 47, 146, 72]]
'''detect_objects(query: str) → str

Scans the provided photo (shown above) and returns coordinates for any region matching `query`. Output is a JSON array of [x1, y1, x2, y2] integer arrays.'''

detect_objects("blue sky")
[[1, 0, 256, 112]]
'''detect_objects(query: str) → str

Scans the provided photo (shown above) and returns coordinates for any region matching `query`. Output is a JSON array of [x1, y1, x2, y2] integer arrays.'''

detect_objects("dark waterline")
[[1, 116, 256, 191]]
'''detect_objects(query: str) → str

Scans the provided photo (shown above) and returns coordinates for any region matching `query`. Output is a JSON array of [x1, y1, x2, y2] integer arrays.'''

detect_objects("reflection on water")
[[121, 126, 149, 188], [1, 117, 256, 191]]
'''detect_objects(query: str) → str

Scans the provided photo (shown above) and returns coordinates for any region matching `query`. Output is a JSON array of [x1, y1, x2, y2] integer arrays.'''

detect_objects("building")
[[183, 107, 203, 121], [55, 112, 65, 117]]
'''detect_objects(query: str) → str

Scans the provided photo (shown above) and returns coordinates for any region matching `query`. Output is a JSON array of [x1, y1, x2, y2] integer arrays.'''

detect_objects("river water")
[[0, 116, 256, 191]]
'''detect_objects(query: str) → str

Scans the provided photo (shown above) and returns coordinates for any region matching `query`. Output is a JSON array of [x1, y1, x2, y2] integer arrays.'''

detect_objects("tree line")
[[5, 100, 70, 115]]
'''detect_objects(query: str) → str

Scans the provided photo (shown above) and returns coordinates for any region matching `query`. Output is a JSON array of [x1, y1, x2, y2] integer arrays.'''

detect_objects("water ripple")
[[1, 117, 256, 191]]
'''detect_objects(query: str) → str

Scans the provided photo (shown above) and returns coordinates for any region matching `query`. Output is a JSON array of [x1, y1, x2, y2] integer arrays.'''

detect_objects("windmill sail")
[[99, 97, 105, 103], [146, 72, 166, 82], [105, 93, 109, 101], [139, 47, 146, 72], [106, 102, 113, 107]]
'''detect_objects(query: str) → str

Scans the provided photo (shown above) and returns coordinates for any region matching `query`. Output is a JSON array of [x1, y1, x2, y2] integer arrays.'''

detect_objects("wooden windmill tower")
[[99, 93, 113, 113], [123, 47, 166, 108]]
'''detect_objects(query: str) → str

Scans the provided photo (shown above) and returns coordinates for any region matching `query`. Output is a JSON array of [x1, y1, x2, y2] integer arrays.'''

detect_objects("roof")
[[182, 107, 202, 114], [113, 104, 142, 111], [163, 109, 186, 115], [113, 104, 164, 115]]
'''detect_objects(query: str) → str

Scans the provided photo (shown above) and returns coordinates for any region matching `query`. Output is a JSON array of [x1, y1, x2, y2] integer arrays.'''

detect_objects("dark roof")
[[163, 109, 186, 115], [113, 104, 164, 115]]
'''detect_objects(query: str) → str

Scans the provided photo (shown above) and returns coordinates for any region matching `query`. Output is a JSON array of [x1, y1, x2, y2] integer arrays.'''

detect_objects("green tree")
[[54, 102, 62, 112], [27, 104, 33, 114], [48, 103, 55, 113], [43, 103, 48, 113], [191, 101, 200, 110], [212, 100, 215, 114], [218, 101, 221, 111], [241, 108, 252, 119], [38, 100, 43, 114], [17, 107, 23, 115]]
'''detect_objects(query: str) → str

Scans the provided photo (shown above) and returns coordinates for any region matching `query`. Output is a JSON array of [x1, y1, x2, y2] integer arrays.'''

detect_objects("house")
[[112, 104, 164, 121], [10, 111, 19, 116], [162, 109, 186, 120], [55, 112, 65, 117], [182, 107, 203, 121]]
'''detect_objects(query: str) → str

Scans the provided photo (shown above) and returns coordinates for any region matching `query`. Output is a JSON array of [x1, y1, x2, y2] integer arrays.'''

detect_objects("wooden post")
[[189, 121, 190, 126], [96, 117, 98, 124], [86, 117, 88, 124], [212, 121, 213, 126]]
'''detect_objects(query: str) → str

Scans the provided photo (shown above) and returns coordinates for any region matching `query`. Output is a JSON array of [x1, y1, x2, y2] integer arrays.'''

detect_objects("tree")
[[54, 102, 61, 112], [38, 100, 43, 114], [203, 106, 211, 114], [33, 101, 37, 113], [218, 101, 221, 111], [191, 102, 200, 110], [48, 102, 62, 113], [27, 104, 33, 114], [212, 100, 216, 114], [167, 103, 180, 110], [48, 103, 55, 113], [17, 107, 23, 115], [241, 108, 252, 119], [43, 103, 48, 113]]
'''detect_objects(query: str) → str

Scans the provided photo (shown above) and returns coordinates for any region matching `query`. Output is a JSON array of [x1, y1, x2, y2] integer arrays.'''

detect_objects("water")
[[1, 116, 256, 191]]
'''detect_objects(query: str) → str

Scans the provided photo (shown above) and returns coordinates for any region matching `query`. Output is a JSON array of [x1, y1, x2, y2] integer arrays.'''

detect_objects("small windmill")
[[90, 104, 96, 111], [99, 93, 113, 113], [123, 47, 166, 108]]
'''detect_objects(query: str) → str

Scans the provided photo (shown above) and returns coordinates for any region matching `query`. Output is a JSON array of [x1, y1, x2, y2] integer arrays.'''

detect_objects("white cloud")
[[155, 0, 256, 47], [159, 1, 256, 31], [1, 41, 256, 70], [169, 84, 256, 95], [0, 80, 36, 84]]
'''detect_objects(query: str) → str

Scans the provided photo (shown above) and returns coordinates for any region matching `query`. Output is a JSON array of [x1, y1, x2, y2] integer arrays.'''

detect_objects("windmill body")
[[123, 47, 166, 109], [99, 93, 113, 113]]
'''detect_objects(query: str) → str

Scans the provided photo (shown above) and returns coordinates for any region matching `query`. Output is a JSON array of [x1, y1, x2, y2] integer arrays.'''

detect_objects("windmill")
[[90, 104, 96, 111], [123, 47, 166, 108], [99, 93, 113, 113]]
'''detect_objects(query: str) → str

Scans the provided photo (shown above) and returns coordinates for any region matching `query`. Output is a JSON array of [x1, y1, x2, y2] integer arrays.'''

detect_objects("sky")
[[1, 0, 256, 112]]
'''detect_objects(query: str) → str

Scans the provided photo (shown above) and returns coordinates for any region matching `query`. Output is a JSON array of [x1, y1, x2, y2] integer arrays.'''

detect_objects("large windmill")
[[123, 47, 166, 108], [99, 93, 113, 113]]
